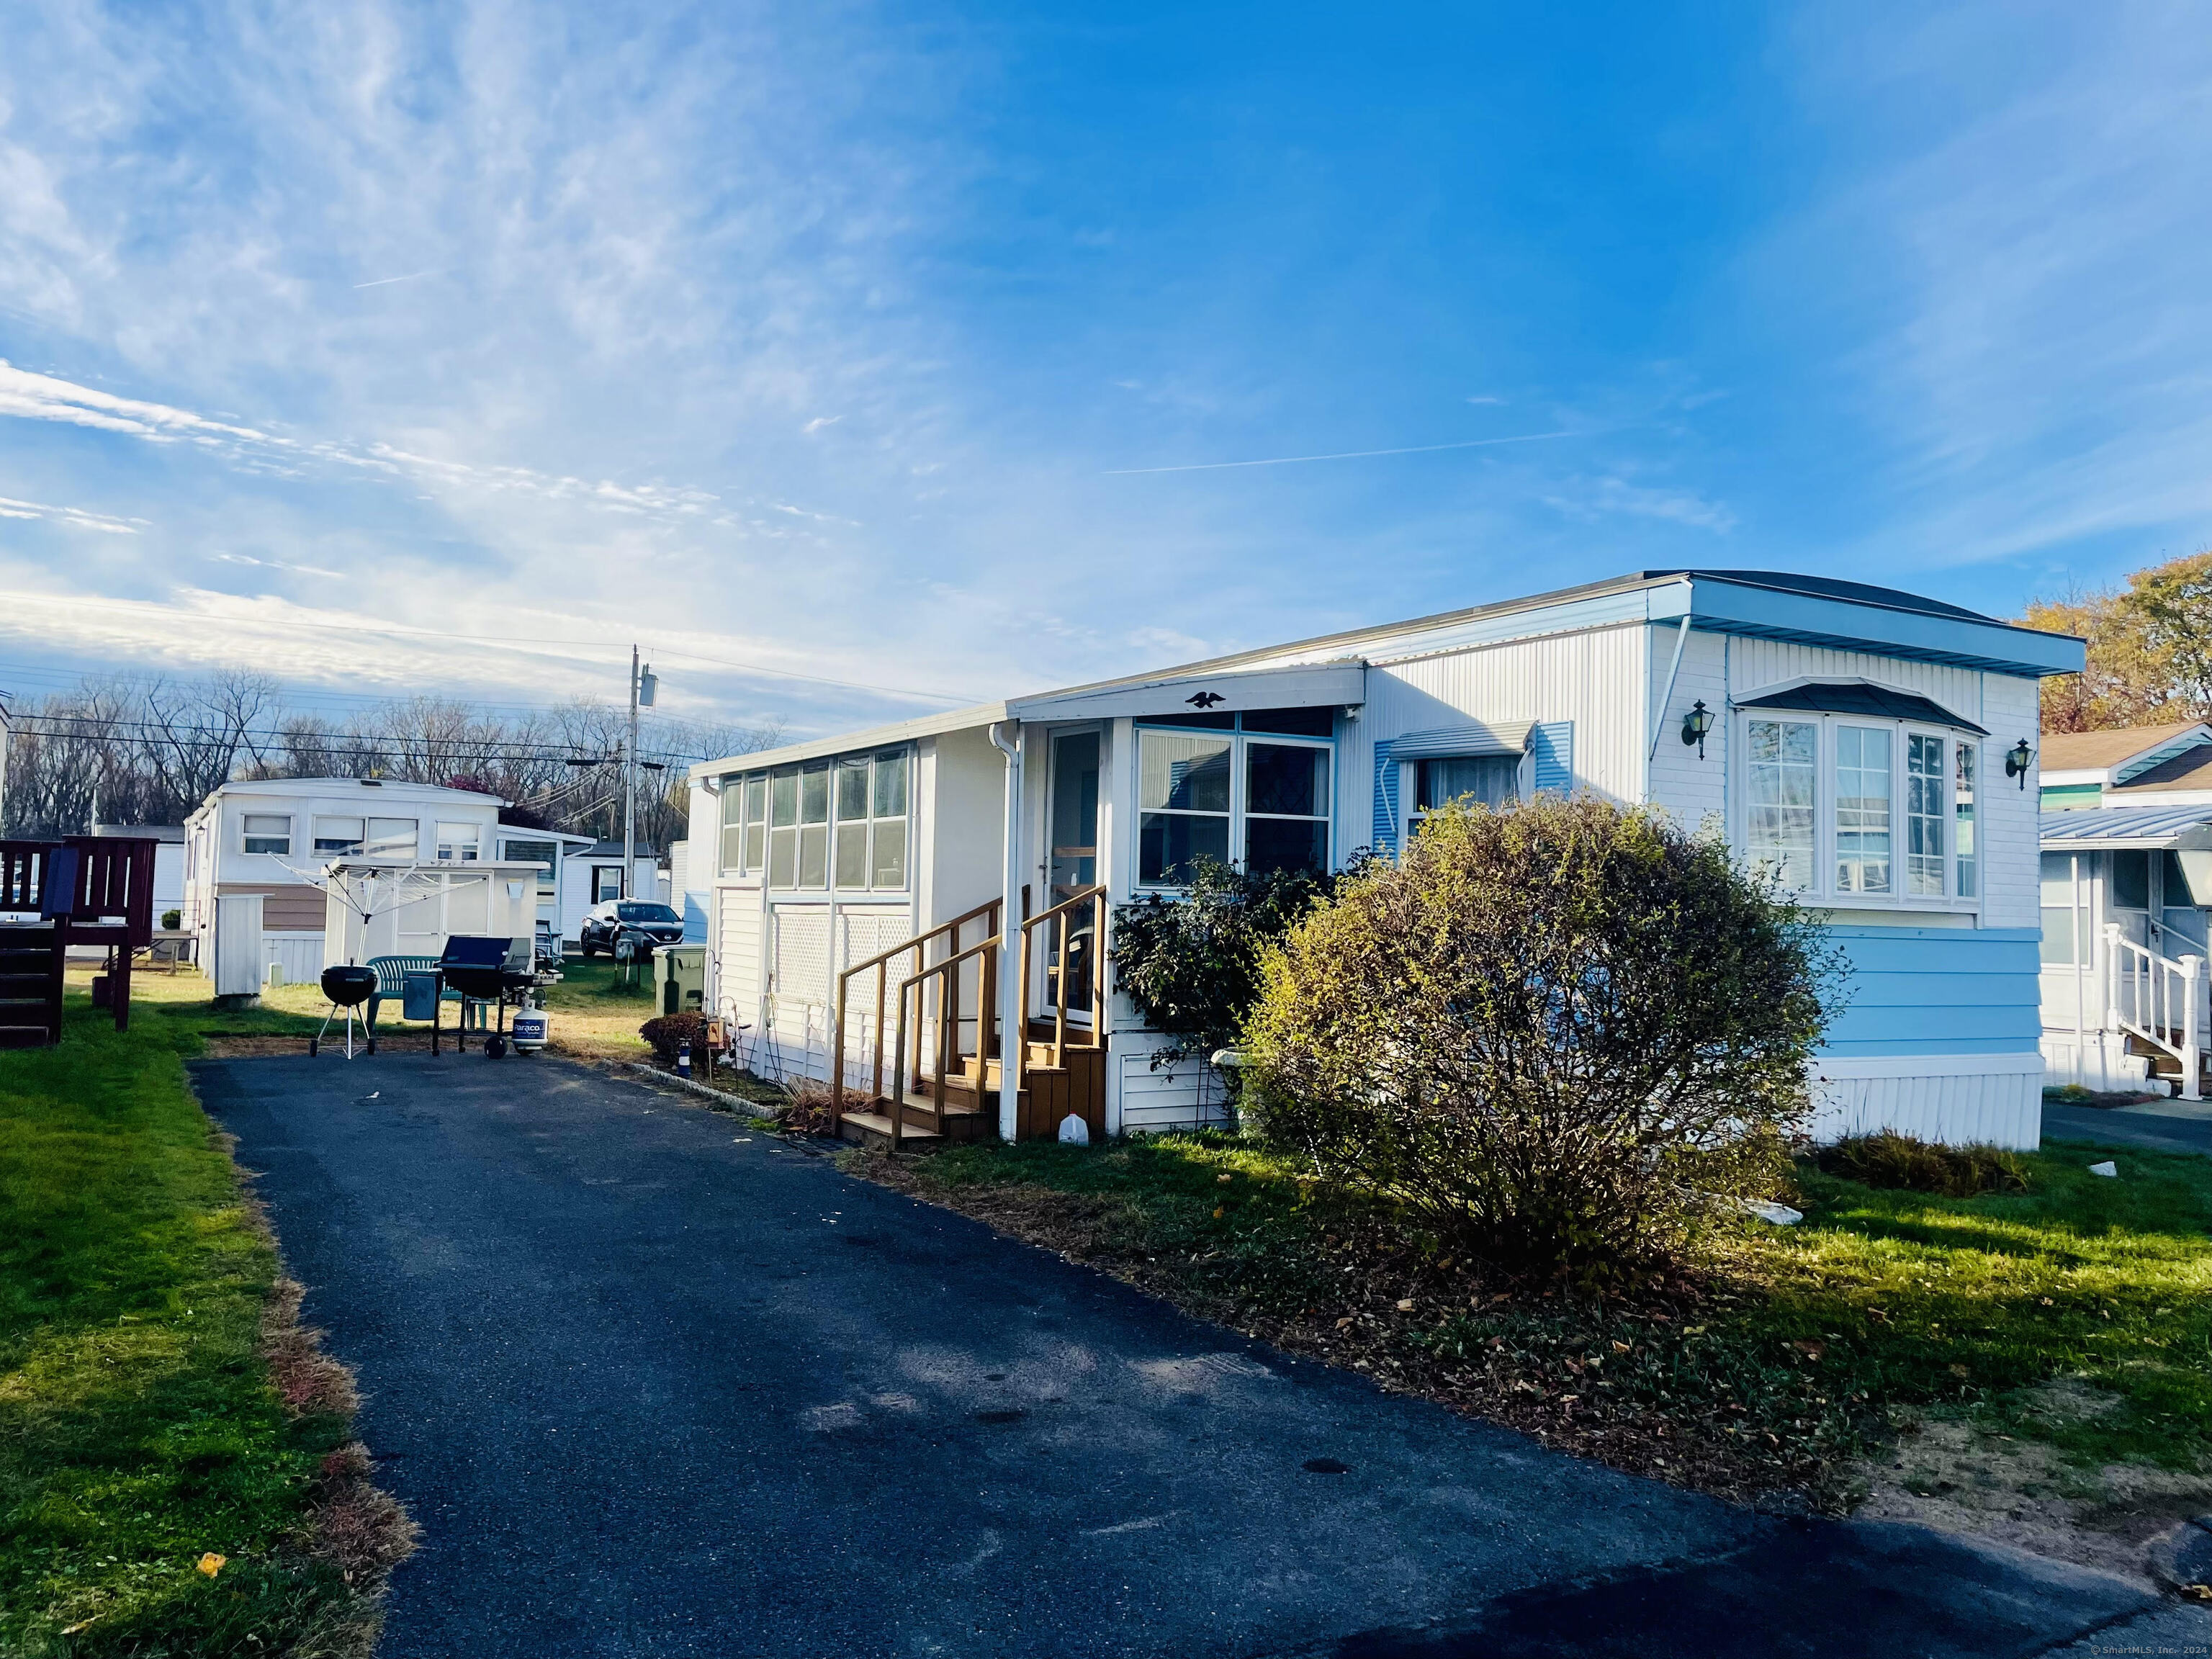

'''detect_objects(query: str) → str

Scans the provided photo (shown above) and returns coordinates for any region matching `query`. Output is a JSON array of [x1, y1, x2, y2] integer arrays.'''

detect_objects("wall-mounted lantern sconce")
[[2005, 737, 2034, 788], [1681, 698, 1714, 760]]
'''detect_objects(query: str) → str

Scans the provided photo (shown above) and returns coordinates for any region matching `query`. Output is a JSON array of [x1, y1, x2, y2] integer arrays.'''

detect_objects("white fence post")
[[2184, 954, 2204, 1101], [2103, 923, 2123, 1032]]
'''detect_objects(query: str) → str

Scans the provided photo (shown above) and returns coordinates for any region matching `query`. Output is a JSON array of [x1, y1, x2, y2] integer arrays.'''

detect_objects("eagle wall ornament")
[[1184, 691, 1226, 709]]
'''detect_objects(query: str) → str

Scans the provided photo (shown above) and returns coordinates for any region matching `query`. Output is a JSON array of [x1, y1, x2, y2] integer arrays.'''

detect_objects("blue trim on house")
[[1370, 739, 1398, 858], [1662, 579, 2084, 679], [1531, 721, 1573, 792], [1817, 925, 2042, 1057]]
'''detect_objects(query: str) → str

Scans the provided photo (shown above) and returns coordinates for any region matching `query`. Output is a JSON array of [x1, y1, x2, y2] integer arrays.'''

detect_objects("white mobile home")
[[2036, 722, 2212, 1095], [688, 570, 2082, 1149], [184, 778, 511, 981]]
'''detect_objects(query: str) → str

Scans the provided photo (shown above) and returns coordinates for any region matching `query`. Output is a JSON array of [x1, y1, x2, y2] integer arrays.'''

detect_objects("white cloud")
[[0, 492, 143, 534], [1545, 477, 1737, 534]]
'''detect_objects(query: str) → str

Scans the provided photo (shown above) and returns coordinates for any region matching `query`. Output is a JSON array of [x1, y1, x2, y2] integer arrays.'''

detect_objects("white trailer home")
[[688, 570, 2082, 1150], [183, 778, 511, 982], [2036, 722, 2212, 1096]]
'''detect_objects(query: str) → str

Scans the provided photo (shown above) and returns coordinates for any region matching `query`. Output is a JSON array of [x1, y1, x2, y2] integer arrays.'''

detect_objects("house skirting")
[[2038, 1030, 2152, 1094], [1804, 1051, 2044, 1151]]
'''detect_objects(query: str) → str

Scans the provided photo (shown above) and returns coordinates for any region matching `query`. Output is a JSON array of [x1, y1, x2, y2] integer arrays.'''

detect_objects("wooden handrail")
[[888, 932, 1002, 1151], [1017, 884, 1108, 1092], [831, 896, 1002, 1130]]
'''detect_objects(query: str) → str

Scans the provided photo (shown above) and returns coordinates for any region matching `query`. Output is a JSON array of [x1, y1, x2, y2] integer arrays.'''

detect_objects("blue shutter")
[[1370, 739, 1399, 858], [1531, 721, 1574, 793]]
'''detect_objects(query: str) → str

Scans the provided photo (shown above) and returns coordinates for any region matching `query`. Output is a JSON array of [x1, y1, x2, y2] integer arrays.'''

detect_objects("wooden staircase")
[[0, 923, 66, 1050]]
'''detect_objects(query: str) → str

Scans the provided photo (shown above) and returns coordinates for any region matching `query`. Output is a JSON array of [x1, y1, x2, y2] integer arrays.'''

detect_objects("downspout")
[[989, 720, 1024, 1141], [1647, 609, 1694, 769]]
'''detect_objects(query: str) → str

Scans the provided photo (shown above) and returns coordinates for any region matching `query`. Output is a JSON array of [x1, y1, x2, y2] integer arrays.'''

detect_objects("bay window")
[[1744, 720, 1817, 891], [1737, 708, 1980, 907], [1138, 711, 1334, 885]]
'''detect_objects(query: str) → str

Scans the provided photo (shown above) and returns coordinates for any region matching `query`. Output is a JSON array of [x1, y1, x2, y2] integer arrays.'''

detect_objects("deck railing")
[[2107, 923, 2205, 1100], [830, 897, 1002, 1133]]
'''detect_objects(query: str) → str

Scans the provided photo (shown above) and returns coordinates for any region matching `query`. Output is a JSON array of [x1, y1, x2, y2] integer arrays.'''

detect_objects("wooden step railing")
[[886, 933, 1001, 1151], [831, 897, 1000, 1133], [2107, 924, 2206, 1100], [1015, 886, 1108, 1138]]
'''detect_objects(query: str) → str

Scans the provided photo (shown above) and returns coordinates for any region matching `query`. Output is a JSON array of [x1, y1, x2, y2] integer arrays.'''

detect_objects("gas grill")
[[433, 935, 547, 1057]]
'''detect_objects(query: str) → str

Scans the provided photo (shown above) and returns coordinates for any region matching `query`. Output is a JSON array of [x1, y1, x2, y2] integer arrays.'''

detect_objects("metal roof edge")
[[691, 701, 1009, 781]]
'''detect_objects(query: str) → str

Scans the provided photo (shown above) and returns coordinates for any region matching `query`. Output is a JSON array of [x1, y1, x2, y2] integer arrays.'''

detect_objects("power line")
[[2, 715, 716, 767]]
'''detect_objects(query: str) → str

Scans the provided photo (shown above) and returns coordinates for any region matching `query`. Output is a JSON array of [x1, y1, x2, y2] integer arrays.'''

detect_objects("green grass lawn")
[[0, 986, 394, 1656], [863, 1128, 2212, 1505]]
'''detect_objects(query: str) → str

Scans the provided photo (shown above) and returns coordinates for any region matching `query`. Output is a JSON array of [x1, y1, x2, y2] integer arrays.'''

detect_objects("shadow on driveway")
[[195, 1055, 2160, 1658]]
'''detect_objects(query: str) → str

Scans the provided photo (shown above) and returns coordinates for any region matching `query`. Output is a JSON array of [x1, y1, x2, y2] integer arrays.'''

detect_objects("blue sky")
[[3, 2, 2209, 742]]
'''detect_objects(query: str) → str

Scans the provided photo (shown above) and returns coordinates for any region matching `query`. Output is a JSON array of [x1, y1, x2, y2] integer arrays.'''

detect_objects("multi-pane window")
[[1139, 732, 1232, 883], [799, 763, 830, 888], [435, 822, 481, 862], [1833, 727, 1892, 894], [835, 757, 871, 888], [1246, 744, 1331, 875], [1905, 734, 1946, 896], [869, 750, 909, 887], [241, 814, 291, 855], [1136, 711, 1334, 885], [1740, 715, 1977, 904], [768, 768, 799, 888], [727, 750, 909, 890], [313, 816, 364, 856], [1955, 742, 1977, 899], [1744, 720, 1817, 891], [364, 818, 418, 860]]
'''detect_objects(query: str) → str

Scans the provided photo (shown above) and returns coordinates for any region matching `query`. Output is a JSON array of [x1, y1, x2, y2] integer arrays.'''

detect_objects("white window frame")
[[312, 815, 365, 857], [434, 822, 482, 863], [1731, 710, 1982, 913], [1134, 722, 1334, 889], [240, 812, 292, 855]]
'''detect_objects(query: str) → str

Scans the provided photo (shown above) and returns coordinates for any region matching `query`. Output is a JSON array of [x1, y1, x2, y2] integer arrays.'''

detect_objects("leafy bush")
[[1815, 1131, 2030, 1197], [638, 1010, 706, 1066], [1244, 795, 1837, 1274], [1110, 856, 1341, 1066], [161, 907, 182, 930]]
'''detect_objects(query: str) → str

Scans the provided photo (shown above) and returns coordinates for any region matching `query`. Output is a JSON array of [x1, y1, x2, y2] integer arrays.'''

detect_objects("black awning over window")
[[1735, 679, 1987, 734]]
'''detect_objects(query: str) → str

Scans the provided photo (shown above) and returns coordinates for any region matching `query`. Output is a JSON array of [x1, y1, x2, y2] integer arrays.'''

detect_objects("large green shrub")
[[1243, 795, 1836, 1273], [1110, 857, 1339, 1067]]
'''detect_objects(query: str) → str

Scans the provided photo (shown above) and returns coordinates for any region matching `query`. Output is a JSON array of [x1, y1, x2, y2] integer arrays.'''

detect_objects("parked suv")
[[579, 900, 686, 957]]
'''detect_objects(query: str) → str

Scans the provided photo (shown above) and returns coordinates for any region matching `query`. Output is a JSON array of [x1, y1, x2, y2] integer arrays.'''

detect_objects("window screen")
[[241, 814, 291, 855], [313, 816, 364, 855]]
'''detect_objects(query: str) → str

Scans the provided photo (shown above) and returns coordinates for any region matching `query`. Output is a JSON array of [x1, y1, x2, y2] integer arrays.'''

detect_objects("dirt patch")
[[202, 1031, 444, 1058], [1854, 1381, 2212, 1585]]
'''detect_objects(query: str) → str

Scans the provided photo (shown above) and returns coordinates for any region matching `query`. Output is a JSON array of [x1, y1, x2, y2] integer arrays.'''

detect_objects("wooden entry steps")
[[0, 922, 67, 1050]]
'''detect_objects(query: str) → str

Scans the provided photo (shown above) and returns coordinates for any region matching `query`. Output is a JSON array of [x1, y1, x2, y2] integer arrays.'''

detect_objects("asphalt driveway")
[[194, 1055, 2178, 1658]]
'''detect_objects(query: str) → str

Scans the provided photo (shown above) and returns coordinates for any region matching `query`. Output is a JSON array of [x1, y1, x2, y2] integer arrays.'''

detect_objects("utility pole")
[[0, 693, 11, 837], [622, 648, 655, 899]]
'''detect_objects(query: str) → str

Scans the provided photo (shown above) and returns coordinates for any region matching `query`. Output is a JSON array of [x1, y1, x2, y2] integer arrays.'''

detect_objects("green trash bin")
[[654, 945, 706, 1016]]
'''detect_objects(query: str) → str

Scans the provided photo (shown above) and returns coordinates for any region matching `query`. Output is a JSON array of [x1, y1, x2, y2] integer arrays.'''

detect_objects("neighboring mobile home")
[[688, 570, 2082, 1150], [2036, 721, 2212, 1096], [184, 778, 513, 981]]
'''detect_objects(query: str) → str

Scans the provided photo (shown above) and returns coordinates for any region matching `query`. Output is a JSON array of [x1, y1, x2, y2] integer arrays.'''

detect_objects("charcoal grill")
[[433, 935, 546, 1058], [310, 963, 379, 1059]]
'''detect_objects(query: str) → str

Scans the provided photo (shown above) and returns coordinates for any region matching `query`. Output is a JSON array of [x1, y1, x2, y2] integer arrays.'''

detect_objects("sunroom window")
[[1137, 712, 1332, 884], [738, 748, 909, 891]]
